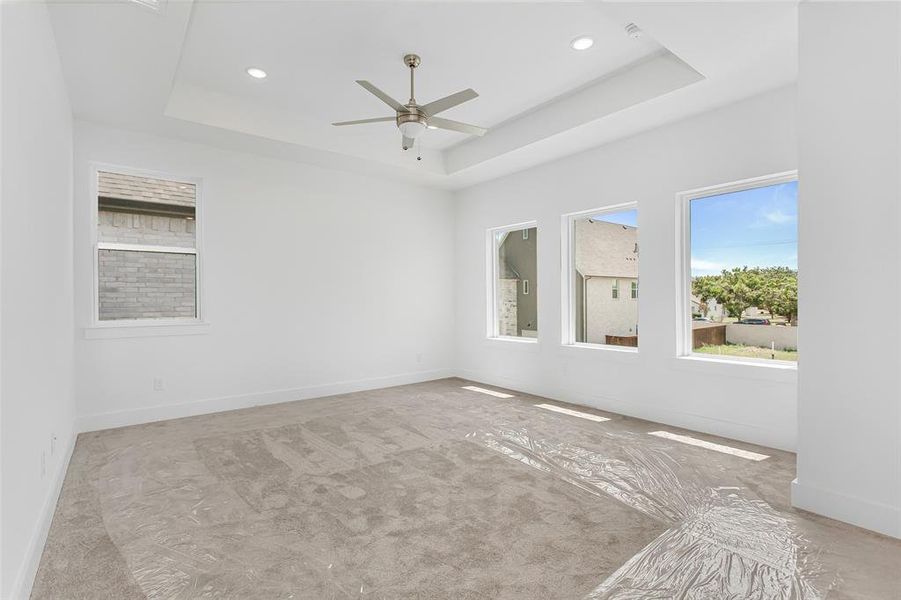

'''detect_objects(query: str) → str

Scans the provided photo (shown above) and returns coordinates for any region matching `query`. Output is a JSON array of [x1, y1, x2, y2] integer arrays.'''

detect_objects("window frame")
[[561, 202, 639, 351], [675, 170, 798, 366], [486, 220, 538, 343], [88, 162, 206, 335]]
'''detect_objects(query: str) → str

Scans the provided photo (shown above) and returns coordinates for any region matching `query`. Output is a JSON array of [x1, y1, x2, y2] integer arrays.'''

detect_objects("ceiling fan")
[[332, 54, 487, 151]]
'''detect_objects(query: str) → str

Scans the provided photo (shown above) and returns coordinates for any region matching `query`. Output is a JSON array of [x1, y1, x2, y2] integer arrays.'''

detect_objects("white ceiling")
[[48, 1, 798, 190]]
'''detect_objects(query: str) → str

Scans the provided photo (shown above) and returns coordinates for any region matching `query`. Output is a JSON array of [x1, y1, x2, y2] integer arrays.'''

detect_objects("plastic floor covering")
[[31, 378, 901, 599]]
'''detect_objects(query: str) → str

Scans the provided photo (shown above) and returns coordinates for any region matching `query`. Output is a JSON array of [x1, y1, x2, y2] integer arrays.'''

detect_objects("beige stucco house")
[[574, 219, 639, 343]]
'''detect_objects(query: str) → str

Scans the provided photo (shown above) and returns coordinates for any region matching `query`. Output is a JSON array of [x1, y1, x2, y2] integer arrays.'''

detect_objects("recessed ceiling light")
[[570, 36, 594, 51], [246, 67, 267, 79]]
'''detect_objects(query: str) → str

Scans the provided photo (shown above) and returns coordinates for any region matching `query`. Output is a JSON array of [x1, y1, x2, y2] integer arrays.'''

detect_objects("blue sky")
[[690, 180, 797, 276], [593, 209, 638, 227]]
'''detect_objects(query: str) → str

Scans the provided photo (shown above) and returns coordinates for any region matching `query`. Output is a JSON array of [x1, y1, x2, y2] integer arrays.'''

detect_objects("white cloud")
[[691, 259, 723, 272], [762, 209, 796, 224]]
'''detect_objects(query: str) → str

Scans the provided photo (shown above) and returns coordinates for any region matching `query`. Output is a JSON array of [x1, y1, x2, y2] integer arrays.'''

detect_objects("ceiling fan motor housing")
[[397, 107, 426, 126], [397, 107, 428, 142]]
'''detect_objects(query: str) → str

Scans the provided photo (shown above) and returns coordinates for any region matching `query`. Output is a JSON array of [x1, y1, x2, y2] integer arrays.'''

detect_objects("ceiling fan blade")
[[356, 80, 404, 112], [428, 116, 487, 137], [421, 88, 478, 117], [332, 117, 395, 126], [402, 135, 414, 150]]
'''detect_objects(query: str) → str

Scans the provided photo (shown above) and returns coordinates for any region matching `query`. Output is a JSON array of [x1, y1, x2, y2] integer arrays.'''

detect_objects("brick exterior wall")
[[98, 249, 196, 320], [98, 211, 195, 246]]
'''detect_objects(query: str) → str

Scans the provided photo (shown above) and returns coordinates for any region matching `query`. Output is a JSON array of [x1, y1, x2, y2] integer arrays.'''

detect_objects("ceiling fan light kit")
[[332, 53, 487, 151]]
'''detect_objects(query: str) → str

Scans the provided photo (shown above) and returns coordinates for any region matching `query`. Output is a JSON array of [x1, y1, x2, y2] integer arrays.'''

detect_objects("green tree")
[[691, 275, 722, 316], [756, 267, 797, 323], [718, 267, 759, 320], [692, 266, 797, 323], [773, 272, 798, 324]]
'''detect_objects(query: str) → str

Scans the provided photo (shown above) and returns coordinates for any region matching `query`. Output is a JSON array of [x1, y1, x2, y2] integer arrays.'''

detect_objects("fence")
[[726, 323, 797, 351], [692, 323, 726, 349], [606, 334, 638, 348]]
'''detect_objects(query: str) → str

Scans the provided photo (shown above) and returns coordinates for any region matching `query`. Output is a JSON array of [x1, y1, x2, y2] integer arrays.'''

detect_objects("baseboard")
[[455, 368, 794, 452], [791, 478, 900, 539], [9, 433, 77, 600], [76, 368, 455, 433]]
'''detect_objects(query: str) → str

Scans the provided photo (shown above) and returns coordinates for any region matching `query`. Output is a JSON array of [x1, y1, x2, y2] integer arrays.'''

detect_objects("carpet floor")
[[31, 378, 901, 599]]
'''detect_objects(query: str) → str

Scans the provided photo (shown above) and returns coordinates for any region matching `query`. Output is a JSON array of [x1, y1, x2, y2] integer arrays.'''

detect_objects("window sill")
[[485, 336, 539, 348], [562, 342, 638, 353], [83, 321, 210, 340], [673, 354, 797, 382]]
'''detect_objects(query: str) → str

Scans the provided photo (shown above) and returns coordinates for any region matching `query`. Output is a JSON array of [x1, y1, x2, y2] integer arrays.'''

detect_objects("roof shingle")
[[98, 171, 195, 207]]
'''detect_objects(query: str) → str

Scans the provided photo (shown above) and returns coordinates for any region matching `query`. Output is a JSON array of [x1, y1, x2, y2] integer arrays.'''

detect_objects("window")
[[563, 205, 639, 349], [679, 172, 798, 363], [93, 168, 201, 324], [489, 223, 537, 340]]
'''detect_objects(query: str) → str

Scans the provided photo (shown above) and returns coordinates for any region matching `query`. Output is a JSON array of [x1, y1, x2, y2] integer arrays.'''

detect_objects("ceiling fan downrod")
[[404, 53, 420, 106]]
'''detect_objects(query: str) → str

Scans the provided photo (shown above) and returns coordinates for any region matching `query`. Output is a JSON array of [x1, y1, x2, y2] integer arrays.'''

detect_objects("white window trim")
[[86, 162, 207, 339], [675, 170, 797, 368], [486, 220, 538, 343], [561, 202, 639, 352]]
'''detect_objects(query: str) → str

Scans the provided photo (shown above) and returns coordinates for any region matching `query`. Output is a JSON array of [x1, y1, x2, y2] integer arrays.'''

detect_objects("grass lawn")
[[695, 343, 798, 362]]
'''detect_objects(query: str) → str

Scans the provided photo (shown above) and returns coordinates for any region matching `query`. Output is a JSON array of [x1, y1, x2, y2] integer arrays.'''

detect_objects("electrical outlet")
[[50, 434, 57, 456], [153, 377, 165, 391], [416, 353, 423, 364]]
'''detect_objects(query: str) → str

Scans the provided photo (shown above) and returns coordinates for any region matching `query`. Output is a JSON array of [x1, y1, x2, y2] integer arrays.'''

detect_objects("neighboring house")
[[498, 227, 537, 336], [574, 219, 638, 343], [691, 294, 725, 321], [745, 306, 768, 318], [97, 171, 198, 320]]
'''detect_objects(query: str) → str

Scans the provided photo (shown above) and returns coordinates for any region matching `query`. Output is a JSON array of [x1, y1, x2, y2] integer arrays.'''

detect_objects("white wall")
[[793, 2, 901, 539], [73, 122, 455, 431], [455, 86, 799, 451], [0, 3, 76, 597]]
